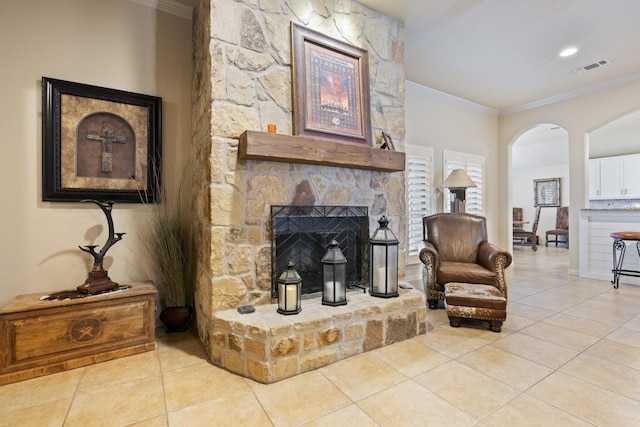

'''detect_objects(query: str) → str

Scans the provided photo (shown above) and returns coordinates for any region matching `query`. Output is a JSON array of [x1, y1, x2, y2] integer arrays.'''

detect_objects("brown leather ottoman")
[[444, 282, 507, 332]]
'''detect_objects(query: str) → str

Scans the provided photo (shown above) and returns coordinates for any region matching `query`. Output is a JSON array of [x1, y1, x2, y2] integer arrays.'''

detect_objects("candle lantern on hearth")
[[277, 261, 302, 315], [369, 216, 399, 298], [321, 239, 347, 306]]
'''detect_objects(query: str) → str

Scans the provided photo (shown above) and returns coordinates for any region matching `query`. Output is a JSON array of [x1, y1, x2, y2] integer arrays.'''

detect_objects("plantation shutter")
[[406, 145, 434, 264]]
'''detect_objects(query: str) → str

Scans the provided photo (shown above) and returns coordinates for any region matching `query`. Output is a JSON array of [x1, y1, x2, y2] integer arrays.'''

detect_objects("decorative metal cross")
[[86, 121, 127, 173]]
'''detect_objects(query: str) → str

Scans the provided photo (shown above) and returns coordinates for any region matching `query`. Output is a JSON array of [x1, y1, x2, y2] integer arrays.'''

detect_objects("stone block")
[[240, 8, 267, 52], [401, 291, 424, 308], [258, 67, 291, 110], [273, 356, 298, 381], [229, 245, 252, 274], [331, 312, 354, 322], [364, 319, 383, 351], [246, 358, 269, 383], [211, 277, 247, 312], [386, 312, 417, 345], [301, 349, 338, 372], [249, 227, 262, 244], [210, 185, 245, 226], [381, 299, 403, 312], [293, 317, 331, 331], [345, 322, 364, 340], [245, 336, 266, 359], [213, 317, 233, 331], [228, 333, 243, 352], [227, 227, 248, 243], [248, 324, 268, 339], [209, 347, 223, 365], [318, 327, 342, 347], [355, 305, 382, 317], [271, 336, 300, 358], [211, 331, 227, 348], [223, 352, 245, 375], [247, 175, 292, 217], [303, 333, 315, 350]]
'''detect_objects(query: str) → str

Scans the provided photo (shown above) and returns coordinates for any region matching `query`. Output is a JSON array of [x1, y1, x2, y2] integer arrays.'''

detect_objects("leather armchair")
[[419, 213, 512, 309]]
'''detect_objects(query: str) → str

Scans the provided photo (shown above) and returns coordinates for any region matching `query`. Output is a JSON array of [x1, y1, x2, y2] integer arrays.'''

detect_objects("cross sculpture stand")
[[77, 200, 126, 295]]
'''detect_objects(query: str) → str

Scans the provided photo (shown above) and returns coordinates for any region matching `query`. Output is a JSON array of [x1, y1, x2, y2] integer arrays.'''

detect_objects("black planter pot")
[[159, 305, 194, 333]]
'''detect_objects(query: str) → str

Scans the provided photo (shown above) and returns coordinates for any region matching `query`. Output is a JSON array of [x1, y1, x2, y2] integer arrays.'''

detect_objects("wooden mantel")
[[238, 130, 405, 172]]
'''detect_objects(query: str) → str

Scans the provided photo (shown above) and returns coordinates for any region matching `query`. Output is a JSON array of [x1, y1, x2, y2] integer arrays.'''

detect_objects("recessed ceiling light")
[[560, 47, 578, 57]]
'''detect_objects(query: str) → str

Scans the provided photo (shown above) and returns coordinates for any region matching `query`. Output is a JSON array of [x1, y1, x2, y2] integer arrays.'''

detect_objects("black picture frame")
[[42, 77, 162, 203]]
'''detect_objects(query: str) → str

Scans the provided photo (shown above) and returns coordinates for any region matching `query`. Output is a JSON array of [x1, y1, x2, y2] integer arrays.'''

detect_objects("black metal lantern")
[[322, 239, 347, 306], [277, 261, 302, 315], [370, 216, 399, 298]]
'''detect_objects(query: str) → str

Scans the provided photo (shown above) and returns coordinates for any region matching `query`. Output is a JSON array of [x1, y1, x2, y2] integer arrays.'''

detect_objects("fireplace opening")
[[271, 206, 369, 298]]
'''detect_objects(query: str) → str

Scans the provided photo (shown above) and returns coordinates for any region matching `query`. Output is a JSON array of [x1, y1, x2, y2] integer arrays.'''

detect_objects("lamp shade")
[[442, 169, 477, 189]]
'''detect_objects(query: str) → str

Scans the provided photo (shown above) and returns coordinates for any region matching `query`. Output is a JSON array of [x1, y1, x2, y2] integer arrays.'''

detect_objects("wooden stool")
[[444, 282, 507, 332], [610, 231, 640, 289]]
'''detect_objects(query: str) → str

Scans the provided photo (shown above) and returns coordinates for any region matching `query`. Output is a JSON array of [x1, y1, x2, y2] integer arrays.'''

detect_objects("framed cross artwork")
[[42, 77, 162, 203]]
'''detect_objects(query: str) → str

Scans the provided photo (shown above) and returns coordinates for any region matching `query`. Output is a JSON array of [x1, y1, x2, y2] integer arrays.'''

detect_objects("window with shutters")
[[406, 145, 434, 264], [442, 150, 484, 216]]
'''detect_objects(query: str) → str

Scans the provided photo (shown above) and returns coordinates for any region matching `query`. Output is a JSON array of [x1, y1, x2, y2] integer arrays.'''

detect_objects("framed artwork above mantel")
[[290, 23, 372, 146]]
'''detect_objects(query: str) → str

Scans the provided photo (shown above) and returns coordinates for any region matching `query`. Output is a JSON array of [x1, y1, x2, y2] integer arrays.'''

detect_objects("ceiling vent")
[[573, 59, 610, 73]]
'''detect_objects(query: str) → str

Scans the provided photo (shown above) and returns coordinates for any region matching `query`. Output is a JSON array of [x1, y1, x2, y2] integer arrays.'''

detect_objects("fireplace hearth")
[[271, 206, 369, 298]]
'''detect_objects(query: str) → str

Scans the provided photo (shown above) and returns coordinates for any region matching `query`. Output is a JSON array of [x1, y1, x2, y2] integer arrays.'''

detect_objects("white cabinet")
[[589, 159, 602, 199], [589, 154, 640, 200], [623, 155, 640, 197], [600, 156, 625, 198]]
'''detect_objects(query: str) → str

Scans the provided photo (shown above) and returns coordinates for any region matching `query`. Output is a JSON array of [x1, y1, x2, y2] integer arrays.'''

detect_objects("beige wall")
[[406, 78, 640, 273], [499, 79, 640, 273], [0, 0, 192, 306], [405, 82, 501, 243]]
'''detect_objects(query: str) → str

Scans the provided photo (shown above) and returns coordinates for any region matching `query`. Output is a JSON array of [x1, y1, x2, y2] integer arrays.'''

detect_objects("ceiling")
[[356, 0, 640, 112]]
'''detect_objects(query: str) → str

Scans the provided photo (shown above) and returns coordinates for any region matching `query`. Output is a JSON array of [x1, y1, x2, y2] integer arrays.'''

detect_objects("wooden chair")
[[513, 207, 541, 251], [513, 207, 524, 231], [546, 206, 569, 248]]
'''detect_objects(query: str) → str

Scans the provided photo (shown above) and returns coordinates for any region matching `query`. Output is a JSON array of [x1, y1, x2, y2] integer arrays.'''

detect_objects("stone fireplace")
[[191, 0, 415, 381]]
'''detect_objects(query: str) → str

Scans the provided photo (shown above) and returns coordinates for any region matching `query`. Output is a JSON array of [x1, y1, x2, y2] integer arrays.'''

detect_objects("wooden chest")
[[0, 282, 156, 385]]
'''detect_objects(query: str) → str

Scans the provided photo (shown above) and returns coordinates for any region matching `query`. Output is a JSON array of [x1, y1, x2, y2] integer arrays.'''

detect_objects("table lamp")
[[442, 169, 477, 213]]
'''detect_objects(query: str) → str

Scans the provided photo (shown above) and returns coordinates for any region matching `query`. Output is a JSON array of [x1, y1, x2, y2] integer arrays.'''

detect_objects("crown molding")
[[501, 72, 640, 116], [131, 0, 192, 20], [406, 81, 499, 116]]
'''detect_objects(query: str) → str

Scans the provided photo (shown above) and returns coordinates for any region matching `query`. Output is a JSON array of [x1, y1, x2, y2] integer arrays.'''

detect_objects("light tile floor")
[[2, 246, 640, 426]]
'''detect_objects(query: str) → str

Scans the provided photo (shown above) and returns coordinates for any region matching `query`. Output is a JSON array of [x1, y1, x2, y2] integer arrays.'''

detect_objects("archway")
[[511, 124, 569, 256]]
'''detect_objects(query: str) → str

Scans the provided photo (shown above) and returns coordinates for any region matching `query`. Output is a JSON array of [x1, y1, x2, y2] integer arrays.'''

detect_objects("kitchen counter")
[[579, 209, 640, 286], [582, 208, 640, 211]]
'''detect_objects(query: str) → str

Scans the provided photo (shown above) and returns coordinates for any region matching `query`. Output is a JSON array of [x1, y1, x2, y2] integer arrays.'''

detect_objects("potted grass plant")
[[143, 180, 195, 333]]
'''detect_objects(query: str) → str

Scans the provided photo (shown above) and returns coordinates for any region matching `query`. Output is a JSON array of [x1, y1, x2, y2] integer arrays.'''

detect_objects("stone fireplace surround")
[[210, 288, 426, 383], [191, 0, 410, 380]]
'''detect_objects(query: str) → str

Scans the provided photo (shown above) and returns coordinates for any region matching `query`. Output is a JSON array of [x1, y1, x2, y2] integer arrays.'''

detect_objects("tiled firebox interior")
[[2, 246, 640, 426]]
